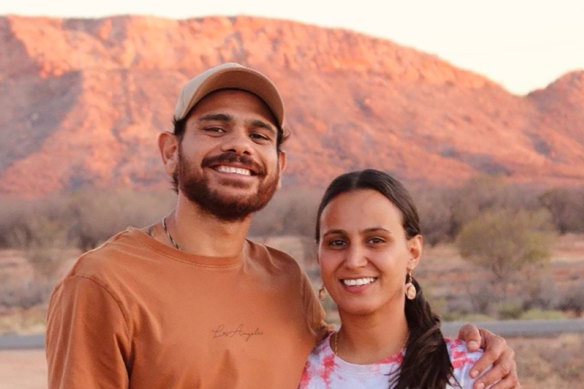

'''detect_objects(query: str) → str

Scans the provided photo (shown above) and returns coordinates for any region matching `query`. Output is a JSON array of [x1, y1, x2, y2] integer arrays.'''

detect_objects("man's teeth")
[[216, 166, 251, 176], [342, 277, 376, 286]]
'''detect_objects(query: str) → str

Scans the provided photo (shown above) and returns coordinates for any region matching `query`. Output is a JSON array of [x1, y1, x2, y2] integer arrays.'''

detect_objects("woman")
[[300, 169, 491, 388]]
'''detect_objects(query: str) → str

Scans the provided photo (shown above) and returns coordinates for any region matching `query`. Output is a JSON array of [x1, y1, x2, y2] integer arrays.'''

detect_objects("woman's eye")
[[368, 237, 385, 245], [327, 239, 346, 248]]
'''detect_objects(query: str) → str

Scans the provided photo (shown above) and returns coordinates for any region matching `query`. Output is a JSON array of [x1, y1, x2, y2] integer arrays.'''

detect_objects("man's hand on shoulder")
[[458, 323, 520, 389]]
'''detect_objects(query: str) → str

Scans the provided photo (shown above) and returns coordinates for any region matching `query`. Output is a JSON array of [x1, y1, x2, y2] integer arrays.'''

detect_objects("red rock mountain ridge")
[[1, 15, 583, 197]]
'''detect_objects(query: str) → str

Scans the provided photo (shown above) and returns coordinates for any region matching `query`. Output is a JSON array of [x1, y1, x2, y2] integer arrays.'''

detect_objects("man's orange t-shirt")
[[46, 228, 326, 388]]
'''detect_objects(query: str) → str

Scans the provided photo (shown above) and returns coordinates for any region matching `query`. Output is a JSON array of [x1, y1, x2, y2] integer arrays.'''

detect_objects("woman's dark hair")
[[315, 169, 458, 389]]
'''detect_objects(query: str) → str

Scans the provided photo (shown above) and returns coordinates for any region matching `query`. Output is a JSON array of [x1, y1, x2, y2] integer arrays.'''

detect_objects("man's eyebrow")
[[197, 113, 232, 122]]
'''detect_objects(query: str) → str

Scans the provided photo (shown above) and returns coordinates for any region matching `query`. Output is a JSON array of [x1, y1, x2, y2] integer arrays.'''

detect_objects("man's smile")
[[215, 165, 252, 176]]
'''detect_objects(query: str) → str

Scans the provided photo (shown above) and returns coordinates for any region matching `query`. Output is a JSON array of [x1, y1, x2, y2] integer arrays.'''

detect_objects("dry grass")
[[0, 306, 47, 334], [508, 333, 584, 389]]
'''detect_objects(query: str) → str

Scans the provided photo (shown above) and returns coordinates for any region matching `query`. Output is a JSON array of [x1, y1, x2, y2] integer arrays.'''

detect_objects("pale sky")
[[2, 0, 583, 95]]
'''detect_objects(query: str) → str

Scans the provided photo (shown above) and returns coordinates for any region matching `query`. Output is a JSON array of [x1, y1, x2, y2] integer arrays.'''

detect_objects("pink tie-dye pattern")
[[380, 351, 404, 364], [298, 365, 311, 387], [448, 338, 480, 369], [321, 353, 336, 385], [299, 336, 483, 388]]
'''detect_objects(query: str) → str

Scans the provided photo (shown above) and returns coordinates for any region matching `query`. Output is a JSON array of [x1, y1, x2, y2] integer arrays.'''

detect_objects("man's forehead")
[[189, 89, 279, 127]]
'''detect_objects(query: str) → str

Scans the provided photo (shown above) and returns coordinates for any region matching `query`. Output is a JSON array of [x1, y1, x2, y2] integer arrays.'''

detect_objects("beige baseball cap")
[[174, 62, 285, 127]]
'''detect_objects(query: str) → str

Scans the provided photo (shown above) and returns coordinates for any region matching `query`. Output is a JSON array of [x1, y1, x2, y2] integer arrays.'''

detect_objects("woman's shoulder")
[[308, 331, 335, 361], [445, 338, 485, 388], [446, 338, 484, 364], [299, 333, 335, 388]]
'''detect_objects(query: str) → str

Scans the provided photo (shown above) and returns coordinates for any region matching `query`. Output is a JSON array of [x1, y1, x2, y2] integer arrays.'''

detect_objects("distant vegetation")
[[0, 174, 583, 319]]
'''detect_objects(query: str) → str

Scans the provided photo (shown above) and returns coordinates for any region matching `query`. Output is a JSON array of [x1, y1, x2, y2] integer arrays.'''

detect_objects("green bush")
[[457, 208, 555, 285]]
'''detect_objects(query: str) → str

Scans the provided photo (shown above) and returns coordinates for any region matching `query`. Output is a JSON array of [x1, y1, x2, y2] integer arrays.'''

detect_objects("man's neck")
[[167, 195, 252, 257]]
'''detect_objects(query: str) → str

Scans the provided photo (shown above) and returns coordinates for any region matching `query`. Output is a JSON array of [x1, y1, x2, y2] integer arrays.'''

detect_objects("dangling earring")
[[405, 271, 417, 300], [318, 285, 328, 301]]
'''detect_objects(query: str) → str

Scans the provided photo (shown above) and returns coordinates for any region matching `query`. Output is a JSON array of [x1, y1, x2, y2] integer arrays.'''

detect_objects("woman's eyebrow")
[[321, 229, 345, 238], [363, 227, 391, 234]]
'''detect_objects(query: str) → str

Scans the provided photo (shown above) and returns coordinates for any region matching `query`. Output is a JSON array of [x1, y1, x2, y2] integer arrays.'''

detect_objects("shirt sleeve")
[[46, 275, 132, 389]]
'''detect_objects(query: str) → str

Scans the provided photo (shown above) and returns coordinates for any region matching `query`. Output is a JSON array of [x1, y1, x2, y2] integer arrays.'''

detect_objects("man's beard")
[[176, 149, 279, 222]]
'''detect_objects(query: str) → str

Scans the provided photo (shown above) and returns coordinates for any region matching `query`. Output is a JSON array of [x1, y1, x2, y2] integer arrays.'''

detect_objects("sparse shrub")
[[0, 196, 28, 248], [463, 278, 498, 314], [250, 187, 322, 237], [448, 174, 512, 238], [0, 188, 174, 295], [457, 208, 555, 296], [0, 279, 53, 308], [539, 187, 584, 233], [516, 271, 559, 311], [68, 188, 175, 250], [414, 187, 453, 246], [2, 197, 73, 282], [556, 280, 584, 315], [496, 301, 524, 319]]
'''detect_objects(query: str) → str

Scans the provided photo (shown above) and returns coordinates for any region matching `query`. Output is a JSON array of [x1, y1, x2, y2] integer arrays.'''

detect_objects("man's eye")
[[250, 132, 271, 141], [204, 127, 225, 133]]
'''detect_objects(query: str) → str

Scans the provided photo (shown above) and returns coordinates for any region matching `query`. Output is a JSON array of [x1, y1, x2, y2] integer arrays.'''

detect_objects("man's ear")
[[158, 131, 179, 176], [407, 234, 423, 271], [276, 150, 287, 189]]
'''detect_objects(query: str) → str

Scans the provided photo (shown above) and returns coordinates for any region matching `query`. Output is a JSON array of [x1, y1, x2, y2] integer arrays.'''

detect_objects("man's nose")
[[221, 131, 253, 155]]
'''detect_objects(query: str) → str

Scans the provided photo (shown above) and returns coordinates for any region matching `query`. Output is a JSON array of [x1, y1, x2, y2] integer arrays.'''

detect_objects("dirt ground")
[[0, 350, 46, 389]]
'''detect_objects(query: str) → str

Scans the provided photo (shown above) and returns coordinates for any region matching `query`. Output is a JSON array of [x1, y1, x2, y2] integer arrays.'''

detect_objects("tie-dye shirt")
[[299, 335, 485, 388]]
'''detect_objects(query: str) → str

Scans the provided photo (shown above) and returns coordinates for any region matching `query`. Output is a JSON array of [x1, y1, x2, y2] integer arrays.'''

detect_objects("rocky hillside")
[[1, 15, 583, 197]]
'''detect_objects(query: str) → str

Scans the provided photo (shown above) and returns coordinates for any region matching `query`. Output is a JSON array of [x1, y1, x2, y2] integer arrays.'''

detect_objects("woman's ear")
[[158, 131, 179, 176], [407, 234, 423, 271]]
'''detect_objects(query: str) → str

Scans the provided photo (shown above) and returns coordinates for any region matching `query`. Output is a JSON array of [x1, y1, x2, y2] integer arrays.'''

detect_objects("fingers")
[[470, 328, 504, 376], [459, 325, 520, 388], [457, 323, 481, 351], [474, 348, 519, 388], [471, 335, 520, 389]]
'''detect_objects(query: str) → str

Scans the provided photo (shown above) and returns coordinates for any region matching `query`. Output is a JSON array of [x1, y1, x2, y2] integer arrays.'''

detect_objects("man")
[[46, 63, 518, 388]]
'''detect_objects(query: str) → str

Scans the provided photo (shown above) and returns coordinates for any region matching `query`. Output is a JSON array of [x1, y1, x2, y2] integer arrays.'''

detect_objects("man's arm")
[[458, 323, 520, 389], [46, 276, 131, 389]]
